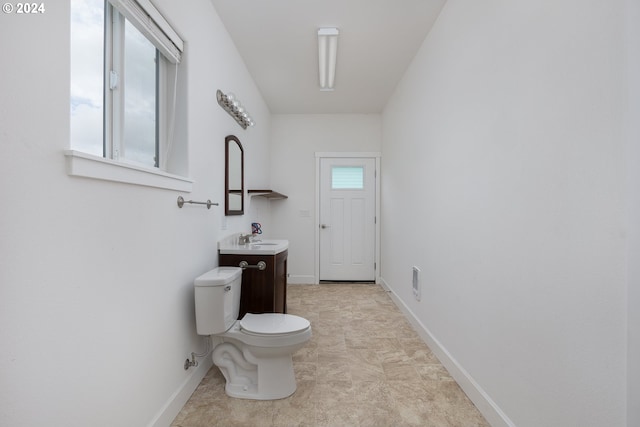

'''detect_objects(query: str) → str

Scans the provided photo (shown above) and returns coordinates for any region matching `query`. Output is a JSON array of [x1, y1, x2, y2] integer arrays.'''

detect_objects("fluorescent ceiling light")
[[318, 28, 339, 91]]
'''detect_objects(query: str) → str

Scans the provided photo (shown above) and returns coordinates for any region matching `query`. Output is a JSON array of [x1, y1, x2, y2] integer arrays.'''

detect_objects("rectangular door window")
[[331, 166, 364, 190]]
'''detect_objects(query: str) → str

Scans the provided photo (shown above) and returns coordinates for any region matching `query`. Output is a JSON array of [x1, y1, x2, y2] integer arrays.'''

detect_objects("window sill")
[[64, 150, 193, 192]]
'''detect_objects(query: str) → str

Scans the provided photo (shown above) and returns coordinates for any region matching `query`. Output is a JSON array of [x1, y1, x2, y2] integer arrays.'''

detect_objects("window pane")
[[123, 19, 158, 167], [332, 166, 364, 190], [70, 0, 104, 156]]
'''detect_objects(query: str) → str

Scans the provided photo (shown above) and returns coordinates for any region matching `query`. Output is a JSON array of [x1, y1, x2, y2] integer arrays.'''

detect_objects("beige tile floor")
[[172, 283, 489, 427]]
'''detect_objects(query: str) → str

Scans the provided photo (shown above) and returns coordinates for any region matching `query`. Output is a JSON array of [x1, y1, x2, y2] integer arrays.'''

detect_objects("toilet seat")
[[240, 313, 310, 336], [221, 313, 312, 348]]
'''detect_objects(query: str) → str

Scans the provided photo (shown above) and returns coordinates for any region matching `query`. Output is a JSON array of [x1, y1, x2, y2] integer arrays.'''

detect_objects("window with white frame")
[[331, 166, 365, 190], [70, 0, 183, 171]]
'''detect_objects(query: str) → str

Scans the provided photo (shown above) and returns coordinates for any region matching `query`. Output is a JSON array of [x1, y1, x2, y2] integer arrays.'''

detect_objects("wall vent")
[[412, 266, 421, 301]]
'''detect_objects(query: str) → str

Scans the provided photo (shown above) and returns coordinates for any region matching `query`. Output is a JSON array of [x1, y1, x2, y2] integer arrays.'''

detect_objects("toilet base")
[[212, 341, 298, 400], [224, 354, 297, 400]]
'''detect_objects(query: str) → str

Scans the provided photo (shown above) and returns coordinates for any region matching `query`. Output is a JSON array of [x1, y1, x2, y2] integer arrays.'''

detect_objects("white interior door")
[[319, 157, 376, 281]]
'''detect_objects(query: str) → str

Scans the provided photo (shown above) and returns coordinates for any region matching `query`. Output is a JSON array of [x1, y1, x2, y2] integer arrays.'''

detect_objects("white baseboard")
[[288, 275, 316, 285], [378, 277, 515, 427], [148, 352, 213, 427]]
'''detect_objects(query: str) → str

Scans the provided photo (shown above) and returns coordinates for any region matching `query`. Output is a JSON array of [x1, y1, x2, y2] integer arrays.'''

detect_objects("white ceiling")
[[209, 0, 447, 114]]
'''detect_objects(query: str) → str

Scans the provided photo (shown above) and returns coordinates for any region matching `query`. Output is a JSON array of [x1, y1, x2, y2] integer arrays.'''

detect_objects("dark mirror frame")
[[225, 135, 244, 216]]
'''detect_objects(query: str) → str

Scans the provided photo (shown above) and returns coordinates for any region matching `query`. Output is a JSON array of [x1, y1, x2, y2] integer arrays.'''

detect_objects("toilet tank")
[[194, 267, 242, 335]]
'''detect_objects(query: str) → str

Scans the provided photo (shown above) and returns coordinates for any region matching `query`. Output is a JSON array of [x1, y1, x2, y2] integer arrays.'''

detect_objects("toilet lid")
[[240, 313, 310, 335]]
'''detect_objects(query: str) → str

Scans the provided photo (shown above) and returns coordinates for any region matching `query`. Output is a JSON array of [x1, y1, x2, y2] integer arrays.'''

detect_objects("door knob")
[[320, 224, 330, 229]]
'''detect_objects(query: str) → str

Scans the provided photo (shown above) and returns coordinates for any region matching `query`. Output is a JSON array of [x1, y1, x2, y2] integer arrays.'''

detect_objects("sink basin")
[[218, 238, 288, 255]]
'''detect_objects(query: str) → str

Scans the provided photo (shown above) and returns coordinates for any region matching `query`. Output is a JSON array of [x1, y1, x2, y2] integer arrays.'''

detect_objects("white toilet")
[[194, 266, 311, 400]]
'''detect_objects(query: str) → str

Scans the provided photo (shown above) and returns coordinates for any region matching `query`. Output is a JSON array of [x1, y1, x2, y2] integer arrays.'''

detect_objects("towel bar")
[[239, 261, 267, 271], [177, 196, 219, 210]]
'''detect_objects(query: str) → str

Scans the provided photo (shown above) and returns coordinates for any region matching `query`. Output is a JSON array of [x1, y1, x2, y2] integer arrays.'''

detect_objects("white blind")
[[332, 166, 364, 190], [108, 0, 183, 63]]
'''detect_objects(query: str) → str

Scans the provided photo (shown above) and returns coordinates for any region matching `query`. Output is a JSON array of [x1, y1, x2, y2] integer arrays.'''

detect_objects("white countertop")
[[218, 236, 289, 255]]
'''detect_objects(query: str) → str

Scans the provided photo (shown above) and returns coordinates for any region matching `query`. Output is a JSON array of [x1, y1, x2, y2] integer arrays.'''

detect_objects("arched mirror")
[[225, 135, 244, 215]]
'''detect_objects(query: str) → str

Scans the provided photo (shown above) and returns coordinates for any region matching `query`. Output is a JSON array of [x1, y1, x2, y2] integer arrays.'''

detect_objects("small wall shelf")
[[248, 189, 288, 200]]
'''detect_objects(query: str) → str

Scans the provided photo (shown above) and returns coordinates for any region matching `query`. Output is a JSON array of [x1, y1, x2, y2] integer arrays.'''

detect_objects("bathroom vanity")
[[218, 238, 288, 318]]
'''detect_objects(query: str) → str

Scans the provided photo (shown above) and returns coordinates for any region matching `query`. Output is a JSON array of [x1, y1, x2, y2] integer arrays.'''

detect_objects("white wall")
[[0, 1, 270, 425], [381, 1, 628, 426], [269, 115, 381, 283], [626, 0, 640, 425]]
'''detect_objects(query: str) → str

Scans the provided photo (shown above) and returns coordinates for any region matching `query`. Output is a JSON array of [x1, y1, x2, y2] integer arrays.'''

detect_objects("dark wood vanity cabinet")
[[219, 250, 287, 318]]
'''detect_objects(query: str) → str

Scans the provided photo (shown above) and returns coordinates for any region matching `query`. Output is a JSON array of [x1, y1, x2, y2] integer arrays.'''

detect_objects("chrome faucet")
[[238, 233, 253, 244]]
